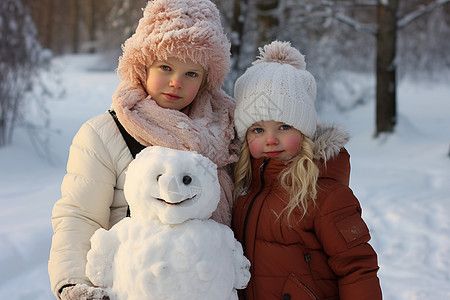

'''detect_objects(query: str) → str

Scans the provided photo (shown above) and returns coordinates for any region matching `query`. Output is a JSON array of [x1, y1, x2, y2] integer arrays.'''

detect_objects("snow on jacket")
[[232, 124, 382, 300]]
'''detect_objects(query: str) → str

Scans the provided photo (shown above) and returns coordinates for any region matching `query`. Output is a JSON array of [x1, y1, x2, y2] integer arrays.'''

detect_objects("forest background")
[[23, 0, 450, 92], [2, 0, 450, 148]]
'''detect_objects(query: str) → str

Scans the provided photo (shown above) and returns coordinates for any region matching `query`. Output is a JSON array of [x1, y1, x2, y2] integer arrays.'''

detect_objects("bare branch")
[[398, 0, 450, 30], [333, 13, 378, 35], [288, 1, 377, 11], [317, 0, 378, 8], [295, 1, 379, 35]]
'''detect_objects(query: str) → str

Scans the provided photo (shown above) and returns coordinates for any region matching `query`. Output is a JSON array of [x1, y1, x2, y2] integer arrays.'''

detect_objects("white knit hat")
[[234, 41, 318, 141]]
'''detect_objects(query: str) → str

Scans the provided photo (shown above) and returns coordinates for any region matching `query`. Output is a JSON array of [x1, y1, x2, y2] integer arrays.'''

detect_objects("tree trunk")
[[71, 0, 79, 53], [86, 0, 96, 53], [44, 0, 54, 49], [375, 0, 398, 136], [255, 0, 279, 49], [231, 0, 247, 74]]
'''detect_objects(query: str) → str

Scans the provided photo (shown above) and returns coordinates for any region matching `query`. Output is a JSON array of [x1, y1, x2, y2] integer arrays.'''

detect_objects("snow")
[[123, 146, 221, 224], [86, 146, 249, 299], [0, 54, 449, 299]]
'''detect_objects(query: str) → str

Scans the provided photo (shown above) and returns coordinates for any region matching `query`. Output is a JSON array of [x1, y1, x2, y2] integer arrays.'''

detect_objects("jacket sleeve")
[[314, 184, 382, 300], [48, 116, 120, 298]]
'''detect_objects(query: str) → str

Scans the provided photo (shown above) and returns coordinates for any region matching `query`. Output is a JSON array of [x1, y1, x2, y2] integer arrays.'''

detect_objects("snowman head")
[[124, 146, 220, 224]]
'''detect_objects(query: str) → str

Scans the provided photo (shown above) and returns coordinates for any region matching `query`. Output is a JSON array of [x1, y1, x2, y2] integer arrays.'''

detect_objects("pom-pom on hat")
[[117, 0, 231, 90], [234, 41, 318, 141]]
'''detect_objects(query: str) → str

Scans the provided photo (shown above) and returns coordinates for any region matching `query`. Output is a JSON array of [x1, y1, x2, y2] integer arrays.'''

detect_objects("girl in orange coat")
[[232, 41, 382, 300]]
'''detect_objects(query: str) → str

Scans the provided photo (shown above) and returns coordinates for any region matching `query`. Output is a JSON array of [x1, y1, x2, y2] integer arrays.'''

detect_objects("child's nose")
[[169, 75, 183, 89], [265, 134, 279, 145]]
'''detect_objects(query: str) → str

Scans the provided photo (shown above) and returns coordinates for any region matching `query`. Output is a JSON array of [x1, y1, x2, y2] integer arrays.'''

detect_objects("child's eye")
[[280, 124, 291, 130], [186, 71, 198, 77], [160, 65, 171, 71], [252, 127, 264, 134]]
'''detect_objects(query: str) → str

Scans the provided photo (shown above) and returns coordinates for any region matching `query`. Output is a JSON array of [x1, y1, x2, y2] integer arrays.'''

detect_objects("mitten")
[[60, 284, 110, 300]]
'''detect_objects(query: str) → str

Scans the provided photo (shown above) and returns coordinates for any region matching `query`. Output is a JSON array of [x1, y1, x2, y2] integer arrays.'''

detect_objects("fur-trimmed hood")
[[313, 122, 349, 162], [313, 122, 351, 186]]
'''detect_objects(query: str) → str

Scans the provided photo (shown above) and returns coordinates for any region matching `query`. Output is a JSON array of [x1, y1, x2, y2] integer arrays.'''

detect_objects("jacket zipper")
[[241, 159, 270, 300], [242, 159, 269, 251], [292, 276, 319, 300]]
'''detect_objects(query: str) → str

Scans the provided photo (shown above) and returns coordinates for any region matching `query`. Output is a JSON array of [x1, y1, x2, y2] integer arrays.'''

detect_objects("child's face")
[[146, 57, 206, 110], [246, 121, 303, 161]]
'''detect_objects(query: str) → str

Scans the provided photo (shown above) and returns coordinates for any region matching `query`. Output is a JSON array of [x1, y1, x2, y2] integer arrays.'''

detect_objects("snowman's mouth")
[[156, 195, 197, 206]]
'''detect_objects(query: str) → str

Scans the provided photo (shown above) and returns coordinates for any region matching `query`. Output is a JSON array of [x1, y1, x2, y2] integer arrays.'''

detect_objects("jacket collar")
[[313, 122, 350, 186]]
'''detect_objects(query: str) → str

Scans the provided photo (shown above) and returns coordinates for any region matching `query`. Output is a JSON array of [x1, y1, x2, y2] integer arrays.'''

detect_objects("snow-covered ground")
[[0, 54, 449, 299]]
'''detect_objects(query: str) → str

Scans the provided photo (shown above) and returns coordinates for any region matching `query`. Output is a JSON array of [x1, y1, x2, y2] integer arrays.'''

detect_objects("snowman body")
[[86, 146, 250, 300]]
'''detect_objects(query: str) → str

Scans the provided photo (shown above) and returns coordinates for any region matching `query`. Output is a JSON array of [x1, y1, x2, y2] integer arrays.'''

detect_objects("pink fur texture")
[[117, 0, 230, 89], [111, 0, 238, 226]]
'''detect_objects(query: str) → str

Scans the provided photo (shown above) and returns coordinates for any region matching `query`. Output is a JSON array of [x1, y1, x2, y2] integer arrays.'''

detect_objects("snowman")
[[86, 146, 250, 300]]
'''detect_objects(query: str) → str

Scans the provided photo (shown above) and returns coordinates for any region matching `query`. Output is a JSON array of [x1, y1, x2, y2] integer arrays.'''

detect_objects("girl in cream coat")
[[48, 0, 238, 298]]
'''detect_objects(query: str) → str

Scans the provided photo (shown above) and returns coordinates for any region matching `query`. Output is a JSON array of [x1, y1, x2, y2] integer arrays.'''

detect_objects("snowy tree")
[[315, 0, 450, 135], [96, 0, 147, 69], [221, 0, 450, 136], [14, 0, 448, 136], [220, 0, 377, 95], [0, 0, 56, 149]]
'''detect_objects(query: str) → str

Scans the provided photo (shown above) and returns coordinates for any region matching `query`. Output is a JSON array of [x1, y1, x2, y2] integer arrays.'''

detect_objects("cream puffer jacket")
[[48, 112, 132, 297], [49, 0, 238, 297]]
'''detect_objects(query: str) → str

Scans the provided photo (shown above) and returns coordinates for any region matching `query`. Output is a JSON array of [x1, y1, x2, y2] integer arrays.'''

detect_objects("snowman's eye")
[[182, 175, 192, 185], [156, 174, 162, 181]]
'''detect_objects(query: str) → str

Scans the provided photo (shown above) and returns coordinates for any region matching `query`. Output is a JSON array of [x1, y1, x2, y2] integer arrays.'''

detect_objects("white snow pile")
[[86, 146, 250, 300]]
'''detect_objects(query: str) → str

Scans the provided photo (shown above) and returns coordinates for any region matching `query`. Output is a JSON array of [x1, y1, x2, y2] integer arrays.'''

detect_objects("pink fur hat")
[[117, 0, 231, 90]]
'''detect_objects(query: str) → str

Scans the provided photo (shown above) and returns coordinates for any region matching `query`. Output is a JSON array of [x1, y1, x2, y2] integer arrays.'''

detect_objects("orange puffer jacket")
[[232, 127, 382, 300]]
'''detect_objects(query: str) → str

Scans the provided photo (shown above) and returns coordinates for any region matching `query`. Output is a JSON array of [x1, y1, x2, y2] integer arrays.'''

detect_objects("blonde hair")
[[234, 134, 319, 225], [233, 141, 252, 200]]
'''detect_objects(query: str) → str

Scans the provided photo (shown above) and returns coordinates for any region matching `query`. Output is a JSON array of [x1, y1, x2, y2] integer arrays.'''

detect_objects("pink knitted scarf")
[[112, 81, 239, 225]]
